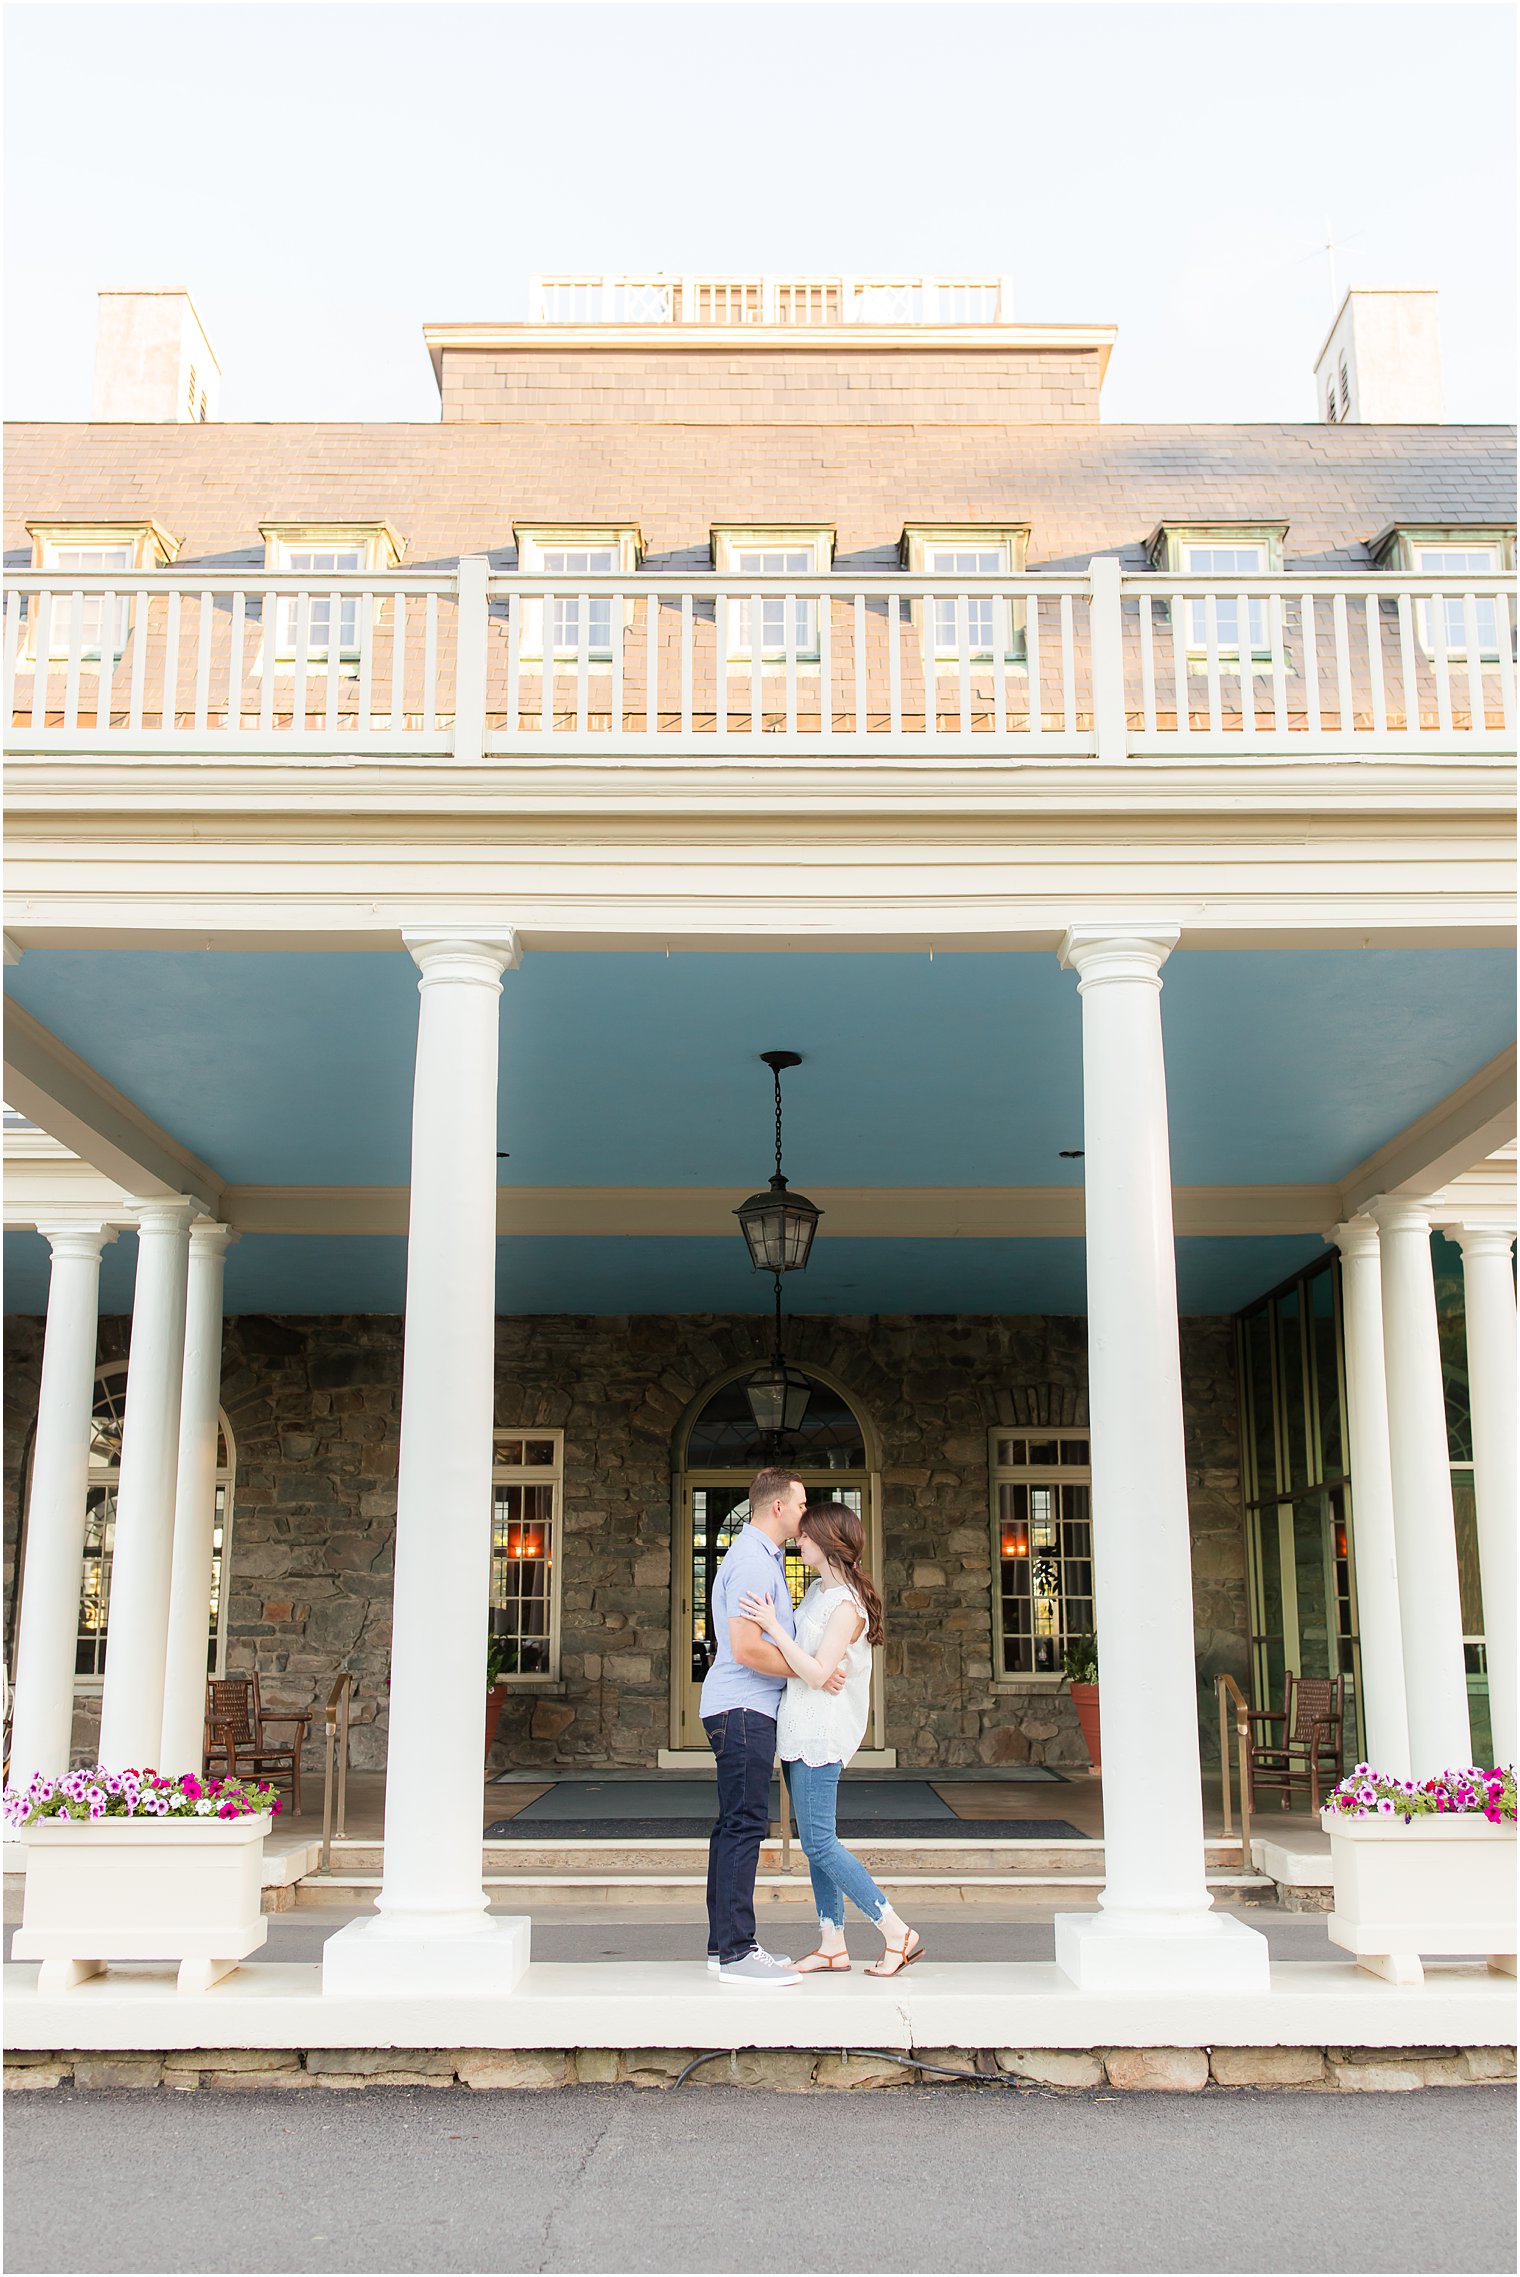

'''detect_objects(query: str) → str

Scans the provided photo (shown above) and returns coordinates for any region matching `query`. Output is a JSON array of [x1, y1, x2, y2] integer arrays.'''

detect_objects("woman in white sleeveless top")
[[739, 1502, 923, 1977]]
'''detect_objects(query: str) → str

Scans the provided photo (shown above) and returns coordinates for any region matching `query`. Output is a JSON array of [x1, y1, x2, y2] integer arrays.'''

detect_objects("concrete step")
[[305, 1838, 1250, 1877], [291, 1867, 1276, 1910]]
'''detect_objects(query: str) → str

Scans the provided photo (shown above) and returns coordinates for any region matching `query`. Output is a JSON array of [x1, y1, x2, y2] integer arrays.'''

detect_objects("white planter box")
[[10, 1813, 271, 1994], [1322, 1811, 1517, 1985]]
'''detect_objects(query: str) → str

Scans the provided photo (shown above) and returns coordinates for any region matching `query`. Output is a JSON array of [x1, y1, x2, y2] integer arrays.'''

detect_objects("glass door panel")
[[679, 1474, 865, 1747]]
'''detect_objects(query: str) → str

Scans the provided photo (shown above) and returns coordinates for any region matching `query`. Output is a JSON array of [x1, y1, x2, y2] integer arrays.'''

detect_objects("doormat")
[[500, 1778, 959, 1824], [483, 1814, 1093, 1841]]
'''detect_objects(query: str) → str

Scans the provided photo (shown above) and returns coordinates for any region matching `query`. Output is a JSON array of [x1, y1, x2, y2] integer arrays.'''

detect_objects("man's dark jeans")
[[703, 1706, 776, 1964]]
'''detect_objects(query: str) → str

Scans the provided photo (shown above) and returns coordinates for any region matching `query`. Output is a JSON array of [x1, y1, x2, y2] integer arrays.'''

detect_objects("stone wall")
[[2, 1311, 1250, 1775]]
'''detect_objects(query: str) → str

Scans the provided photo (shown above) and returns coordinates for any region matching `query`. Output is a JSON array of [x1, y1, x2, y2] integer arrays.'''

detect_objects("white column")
[[7, 1223, 117, 1789], [1326, 1220, 1410, 1775], [1054, 927, 1268, 1991], [323, 931, 529, 1999], [97, 1197, 196, 1768], [1449, 1223, 1516, 1766], [159, 1223, 237, 1772], [1370, 1196, 1471, 1774]]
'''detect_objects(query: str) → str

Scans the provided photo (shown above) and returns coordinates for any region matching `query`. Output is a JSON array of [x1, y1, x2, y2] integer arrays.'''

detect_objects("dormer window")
[[1372, 525, 1513, 659], [1148, 523, 1288, 657], [25, 521, 177, 661], [513, 524, 641, 660], [26, 530, 178, 664], [260, 523, 403, 661], [901, 524, 1029, 660], [711, 526, 833, 660]]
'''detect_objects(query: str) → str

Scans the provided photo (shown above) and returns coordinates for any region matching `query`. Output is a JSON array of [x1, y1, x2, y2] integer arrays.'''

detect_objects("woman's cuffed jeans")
[[783, 1758, 890, 1930]]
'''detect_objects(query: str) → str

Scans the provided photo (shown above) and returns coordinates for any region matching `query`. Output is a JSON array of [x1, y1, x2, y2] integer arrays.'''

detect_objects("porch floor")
[[279, 1766, 1331, 1849]]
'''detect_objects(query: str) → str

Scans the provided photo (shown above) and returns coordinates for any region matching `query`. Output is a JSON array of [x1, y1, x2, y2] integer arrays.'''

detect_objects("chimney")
[[1314, 288, 1443, 424], [91, 289, 221, 422]]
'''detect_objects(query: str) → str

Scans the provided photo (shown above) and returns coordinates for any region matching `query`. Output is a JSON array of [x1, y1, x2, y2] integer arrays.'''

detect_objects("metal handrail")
[[319, 1672, 353, 1874], [1216, 1673, 1254, 1862]]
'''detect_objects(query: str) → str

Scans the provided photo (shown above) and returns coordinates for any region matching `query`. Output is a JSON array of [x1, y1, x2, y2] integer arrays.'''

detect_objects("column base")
[[1055, 1910, 1271, 1992], [322, 1915, 531, 1999]]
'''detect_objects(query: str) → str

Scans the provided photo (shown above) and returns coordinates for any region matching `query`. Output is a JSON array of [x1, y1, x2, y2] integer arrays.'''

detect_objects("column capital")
[[403, 931, 522, 990], [1325, 1215, 1382, 1262], [1058, 925, 1182, 990], [1368, 1193, 1435, 1237], [36, 1222, 119, 1262], [129, 1195, 200, 1236], [187, 1220, 240, 1257], [1442, 1220, 1518, 1260]]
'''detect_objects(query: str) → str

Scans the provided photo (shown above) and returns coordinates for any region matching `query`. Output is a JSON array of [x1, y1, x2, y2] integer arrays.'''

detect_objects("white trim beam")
[[2, 1003, 223, 1214], [1338, 1048, 1517, 1216]]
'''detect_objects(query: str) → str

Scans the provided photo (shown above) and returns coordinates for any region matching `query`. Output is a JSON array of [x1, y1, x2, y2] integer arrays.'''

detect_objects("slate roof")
[[5, 420, 1513, 573]]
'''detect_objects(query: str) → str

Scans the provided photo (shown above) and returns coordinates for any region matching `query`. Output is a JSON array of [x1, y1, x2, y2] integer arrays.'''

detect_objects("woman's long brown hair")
[[799, 1502, 885, 1646]]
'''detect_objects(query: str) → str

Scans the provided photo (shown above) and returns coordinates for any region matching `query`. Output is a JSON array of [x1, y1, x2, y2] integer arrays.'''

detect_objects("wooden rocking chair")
[[205, 1674, 308, 1816], [1246, 1672, 1345, 1813]]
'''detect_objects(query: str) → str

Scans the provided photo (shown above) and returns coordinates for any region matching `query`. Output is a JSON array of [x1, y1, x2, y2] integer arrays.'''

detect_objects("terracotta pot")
[[484, 1681, 510, 1764], [1069, 1681, 1101, 1772]]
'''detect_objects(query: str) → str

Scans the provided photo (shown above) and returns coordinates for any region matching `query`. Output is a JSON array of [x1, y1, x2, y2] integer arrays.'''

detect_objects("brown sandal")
[[865, 1930, 924, 1978], [795, 1949, 852, 1974]]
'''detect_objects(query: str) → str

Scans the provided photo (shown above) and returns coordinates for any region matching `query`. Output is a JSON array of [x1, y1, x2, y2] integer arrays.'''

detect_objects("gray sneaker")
[[717, 1949, 802, 1988], [708, 1944, 791, 1973]]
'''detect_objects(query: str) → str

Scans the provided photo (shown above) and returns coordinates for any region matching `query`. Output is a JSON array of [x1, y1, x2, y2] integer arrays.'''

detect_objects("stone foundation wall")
[[2, 1311, 1250, 1775], [6, 2045, 1513, 2094]]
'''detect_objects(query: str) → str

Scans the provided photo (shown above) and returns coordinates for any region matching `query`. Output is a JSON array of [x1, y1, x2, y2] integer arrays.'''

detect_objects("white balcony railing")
[[4, 562, 1513, 764], [527, 273, 1013, 325]]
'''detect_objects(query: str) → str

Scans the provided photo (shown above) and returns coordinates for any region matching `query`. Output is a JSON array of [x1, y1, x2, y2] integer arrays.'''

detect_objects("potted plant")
[[4, 1765, 280, 1995], [484, 1634, 519, 1763], [1320, 1762, 1516, 1984], [1062, 1632, 1101, 1773]]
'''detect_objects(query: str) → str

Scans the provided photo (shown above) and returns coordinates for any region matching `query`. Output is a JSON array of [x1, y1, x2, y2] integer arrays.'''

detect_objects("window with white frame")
[[489, 1431, 563, 1680], [513, 526, 640, 661], [25, 522, 176, 661], [1373, 527, 1513, 661], [990, 1430, 1093, 1676], [900, 525, 1028, 663], [1414, 546, 1503, 660], [260, 524, 401, 663], [63, 1366, 233, 1684], [1149, 525, 1286, 658], [712, 527, 831, 661], [1183, 543, 1270, 654]]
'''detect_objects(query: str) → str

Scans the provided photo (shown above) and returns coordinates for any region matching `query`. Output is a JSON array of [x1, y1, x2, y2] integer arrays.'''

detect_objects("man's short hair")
[[748, 1465, 804, 1517]]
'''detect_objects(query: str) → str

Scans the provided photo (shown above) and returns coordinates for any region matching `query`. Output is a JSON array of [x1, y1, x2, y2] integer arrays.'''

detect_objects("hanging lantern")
[[743, 1357, 815, 1438], [734, 1050, 821, 1273], [737, 1051, 820, 1440], [735, 1172, 822, 1274]]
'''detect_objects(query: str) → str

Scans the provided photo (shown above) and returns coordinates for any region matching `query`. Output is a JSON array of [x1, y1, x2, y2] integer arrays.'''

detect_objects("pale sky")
[[5, 0, 1515, 427]]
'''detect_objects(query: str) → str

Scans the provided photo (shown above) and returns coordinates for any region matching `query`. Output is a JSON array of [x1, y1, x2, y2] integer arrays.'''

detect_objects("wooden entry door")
[[674, 1472, 878, 1749]]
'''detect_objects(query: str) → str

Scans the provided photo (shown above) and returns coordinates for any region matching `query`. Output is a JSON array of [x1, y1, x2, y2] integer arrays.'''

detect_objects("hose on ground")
[[668, 2047, 1024, 2090]]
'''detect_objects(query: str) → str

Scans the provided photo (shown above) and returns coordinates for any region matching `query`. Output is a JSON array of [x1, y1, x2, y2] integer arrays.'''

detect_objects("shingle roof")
[[5, 421, 1513, 572]]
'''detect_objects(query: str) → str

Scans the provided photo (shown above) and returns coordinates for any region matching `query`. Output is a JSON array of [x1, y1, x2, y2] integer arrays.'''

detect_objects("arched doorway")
[[669, 1365, 885, 1752]]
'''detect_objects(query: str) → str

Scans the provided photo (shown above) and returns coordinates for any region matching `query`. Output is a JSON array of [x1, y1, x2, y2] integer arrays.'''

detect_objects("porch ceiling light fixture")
[[734, 1051, 822, 1274], [737, 1050, 821, 1440]]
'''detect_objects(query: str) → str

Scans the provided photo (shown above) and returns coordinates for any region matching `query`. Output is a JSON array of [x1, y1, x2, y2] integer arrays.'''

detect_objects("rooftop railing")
[[527, 273, 1013, 325], [5, 562, 1512, 764]]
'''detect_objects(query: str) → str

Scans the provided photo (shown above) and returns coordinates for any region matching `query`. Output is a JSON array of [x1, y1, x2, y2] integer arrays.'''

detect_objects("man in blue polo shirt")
[[701, 1464, 844, 1985]]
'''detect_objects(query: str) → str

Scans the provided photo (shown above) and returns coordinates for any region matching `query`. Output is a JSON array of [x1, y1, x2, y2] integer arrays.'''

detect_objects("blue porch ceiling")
[[4, 945, 1514, 1188], [2, 1229, 1328, 1320]]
